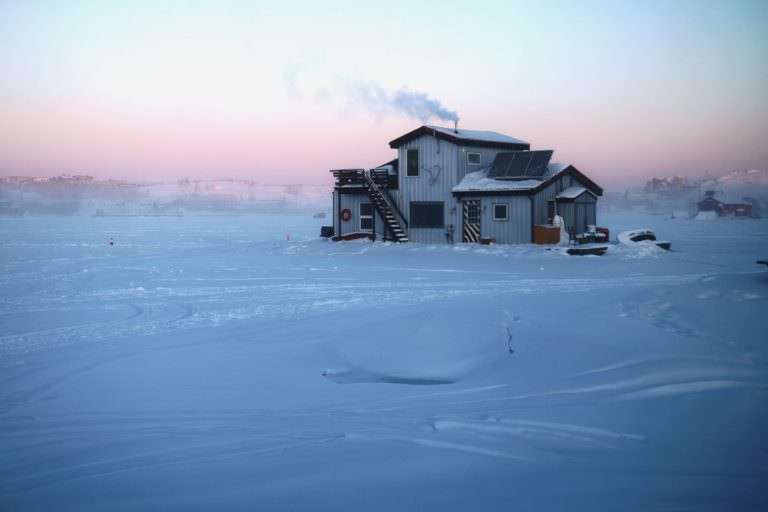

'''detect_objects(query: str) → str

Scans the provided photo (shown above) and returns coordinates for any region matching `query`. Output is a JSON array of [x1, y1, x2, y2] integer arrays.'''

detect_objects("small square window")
[[467, 152, 481, 165], [493, 203, 508, 221]]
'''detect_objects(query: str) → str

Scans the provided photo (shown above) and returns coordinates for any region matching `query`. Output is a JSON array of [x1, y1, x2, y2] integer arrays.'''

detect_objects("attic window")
[[466, 152, 481, 165]]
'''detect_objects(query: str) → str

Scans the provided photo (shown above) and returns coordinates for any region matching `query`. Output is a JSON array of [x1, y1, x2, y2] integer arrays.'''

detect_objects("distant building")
[[644, 176, 693, 196], [697, 190, 754, 217], [329, 125, 603, 244]]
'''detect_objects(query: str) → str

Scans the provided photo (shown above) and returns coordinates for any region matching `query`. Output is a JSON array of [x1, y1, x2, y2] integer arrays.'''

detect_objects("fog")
[[0, 175, 331, 218]]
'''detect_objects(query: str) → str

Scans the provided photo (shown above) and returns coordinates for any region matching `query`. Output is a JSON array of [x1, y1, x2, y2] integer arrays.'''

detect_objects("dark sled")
[[567, 245, 609, 256], [331, 232, 375, 242]]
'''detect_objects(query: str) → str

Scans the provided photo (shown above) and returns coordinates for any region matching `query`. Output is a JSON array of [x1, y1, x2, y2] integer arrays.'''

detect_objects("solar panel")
[[488, 152, 516, 177], [507, 152, 532, 177], [525, 150, 553, 177], [488, 150, 554, 179]]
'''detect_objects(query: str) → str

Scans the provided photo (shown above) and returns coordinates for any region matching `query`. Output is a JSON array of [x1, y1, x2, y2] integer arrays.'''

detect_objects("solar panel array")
[[488, 150, 553, 179]]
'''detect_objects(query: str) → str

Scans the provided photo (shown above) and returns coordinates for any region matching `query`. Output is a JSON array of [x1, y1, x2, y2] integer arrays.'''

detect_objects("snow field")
[[1, 211, 767, 511]]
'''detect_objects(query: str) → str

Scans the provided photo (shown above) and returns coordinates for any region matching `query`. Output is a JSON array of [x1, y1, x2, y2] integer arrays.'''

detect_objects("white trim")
[[466, 152, 482, 165], [492, 202, 509, 221]]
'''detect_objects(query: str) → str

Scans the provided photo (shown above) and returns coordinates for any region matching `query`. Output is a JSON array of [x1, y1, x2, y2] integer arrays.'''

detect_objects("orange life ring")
[[341, 208, 352, 221]]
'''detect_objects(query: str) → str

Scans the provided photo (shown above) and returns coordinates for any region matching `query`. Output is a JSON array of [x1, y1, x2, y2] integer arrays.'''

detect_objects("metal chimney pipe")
[[454, 120, 458, 133]]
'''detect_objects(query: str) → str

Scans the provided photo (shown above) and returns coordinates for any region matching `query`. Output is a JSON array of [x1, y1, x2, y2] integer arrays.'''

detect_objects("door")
[[462, 200, 481, 242], [359, 202, 373, 232]]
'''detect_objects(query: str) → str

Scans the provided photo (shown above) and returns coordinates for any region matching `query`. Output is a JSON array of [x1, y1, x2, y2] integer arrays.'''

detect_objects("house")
[[697, 190, 754, 217], [329, 125, 603, 244]]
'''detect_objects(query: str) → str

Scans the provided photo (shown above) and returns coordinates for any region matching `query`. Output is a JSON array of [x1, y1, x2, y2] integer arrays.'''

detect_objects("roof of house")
[[452, 163, 603, 197], [373, 158, 398, 171], [556, 186, 596, 200], [389, 125, 530, 150]]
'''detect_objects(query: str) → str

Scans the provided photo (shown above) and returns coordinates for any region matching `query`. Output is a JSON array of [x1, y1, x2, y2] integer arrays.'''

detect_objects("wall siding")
[[457, 145, 511, 178], [532, 172, 599, 229], [332, 190, 339, 236], [338, 191, 385, 238], [391, 134, 522, 244], [392, 134, 460, 244], [479, 196, 532, 244], [532, 181, 560, 225]]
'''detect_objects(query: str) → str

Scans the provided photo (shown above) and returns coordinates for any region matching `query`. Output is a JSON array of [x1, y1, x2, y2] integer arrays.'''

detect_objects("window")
[[360, 202, 373, 231], [406, 149, 419, 177], [466, 152, 481, 165], [493, 203, 508, 221], [410, 202, 443, 228]]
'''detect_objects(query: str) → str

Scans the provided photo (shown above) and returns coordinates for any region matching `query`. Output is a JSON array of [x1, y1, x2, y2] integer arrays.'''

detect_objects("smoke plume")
[[345, 80, 459, 124]]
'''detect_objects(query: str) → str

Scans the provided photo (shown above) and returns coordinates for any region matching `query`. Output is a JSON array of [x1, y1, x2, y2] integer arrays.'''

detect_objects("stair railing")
[[362, 171, 408, 231]]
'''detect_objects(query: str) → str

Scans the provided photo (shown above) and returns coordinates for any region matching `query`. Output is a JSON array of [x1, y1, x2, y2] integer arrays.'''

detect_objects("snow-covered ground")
[[1, 211, 767, 511]]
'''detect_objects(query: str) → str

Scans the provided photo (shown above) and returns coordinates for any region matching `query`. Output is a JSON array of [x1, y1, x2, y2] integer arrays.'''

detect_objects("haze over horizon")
[[1, 0, 767, 188]]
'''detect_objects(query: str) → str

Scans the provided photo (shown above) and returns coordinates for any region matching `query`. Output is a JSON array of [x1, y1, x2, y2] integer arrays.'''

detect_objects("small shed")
[[554, 186, 598, 235]]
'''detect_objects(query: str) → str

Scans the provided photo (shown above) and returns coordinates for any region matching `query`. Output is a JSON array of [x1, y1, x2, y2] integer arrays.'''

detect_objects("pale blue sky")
[[1, 0, 766, 185]]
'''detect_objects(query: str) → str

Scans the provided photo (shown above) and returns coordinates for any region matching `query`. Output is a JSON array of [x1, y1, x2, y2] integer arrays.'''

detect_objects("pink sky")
[[1, 1, 766, 189]]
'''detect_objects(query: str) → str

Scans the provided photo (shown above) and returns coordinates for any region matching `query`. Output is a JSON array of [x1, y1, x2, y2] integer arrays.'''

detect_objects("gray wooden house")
[[330, 125, 603, 244]]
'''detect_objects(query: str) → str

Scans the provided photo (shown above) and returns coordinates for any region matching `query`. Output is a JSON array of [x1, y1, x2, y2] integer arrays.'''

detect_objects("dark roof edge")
[[566, 166, 603, 196], [389, 126, 530, 151], [373, 158, 398, 170]]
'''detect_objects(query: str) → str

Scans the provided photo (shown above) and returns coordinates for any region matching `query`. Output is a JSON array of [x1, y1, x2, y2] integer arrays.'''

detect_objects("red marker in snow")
[[286, 234, 291, 241]]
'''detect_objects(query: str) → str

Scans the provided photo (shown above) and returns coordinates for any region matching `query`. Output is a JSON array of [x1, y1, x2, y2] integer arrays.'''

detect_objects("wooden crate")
[[533, 225, 561, 245]]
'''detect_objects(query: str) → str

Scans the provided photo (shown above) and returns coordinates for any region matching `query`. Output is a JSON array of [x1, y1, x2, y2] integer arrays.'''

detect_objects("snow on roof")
[[426, 125, 529, 146], [452, 162, 569, 193], [556, 186, 591, 199], [547, 163, 569, 175]]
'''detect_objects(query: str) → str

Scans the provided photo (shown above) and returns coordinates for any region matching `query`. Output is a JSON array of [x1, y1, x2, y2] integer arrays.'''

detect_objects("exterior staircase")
[[361, 171, 409, 243], [331, 169, 409, 243]]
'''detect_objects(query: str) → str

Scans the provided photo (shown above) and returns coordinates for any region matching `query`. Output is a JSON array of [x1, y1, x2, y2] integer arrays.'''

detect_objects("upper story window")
[[466, 152, 481, 165], [406, 149, 419, 177]]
